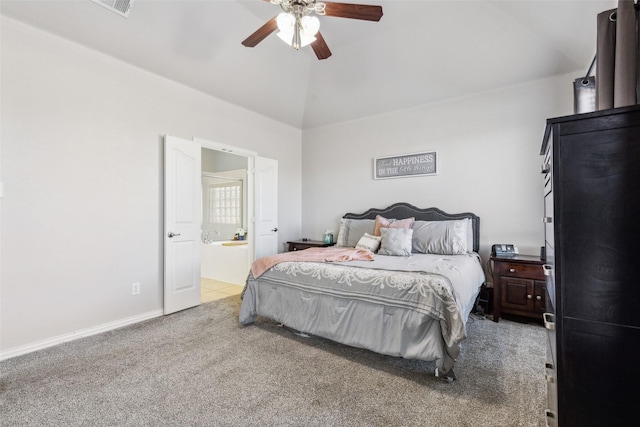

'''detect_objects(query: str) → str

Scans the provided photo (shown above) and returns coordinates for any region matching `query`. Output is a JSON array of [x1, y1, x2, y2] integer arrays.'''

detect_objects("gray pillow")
[[378, 228, 413, 256], [336, 219, 375, 247], [411, 219, 469, 255]]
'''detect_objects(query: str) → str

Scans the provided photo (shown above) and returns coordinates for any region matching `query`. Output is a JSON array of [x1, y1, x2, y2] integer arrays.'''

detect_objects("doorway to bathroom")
[[164, 135, 278, 314], [200, 147, 248, 302]]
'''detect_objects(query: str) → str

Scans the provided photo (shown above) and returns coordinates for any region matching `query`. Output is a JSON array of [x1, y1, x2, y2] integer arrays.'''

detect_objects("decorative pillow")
[[378, 228, 413, 256], [373, 215, 415, 236], [411, 219, 469, 255], [336, 219, 375, 247], [355, 233, 382, 252]]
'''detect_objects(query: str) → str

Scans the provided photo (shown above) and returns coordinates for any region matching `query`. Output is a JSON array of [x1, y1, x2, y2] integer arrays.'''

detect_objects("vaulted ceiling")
[[1, 0, 616, 129]]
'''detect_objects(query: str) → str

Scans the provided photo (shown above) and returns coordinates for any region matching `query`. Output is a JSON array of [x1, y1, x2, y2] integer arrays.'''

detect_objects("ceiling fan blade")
[[311, 32, 332, 60], [241, 17, 278, 48], [323, 2, 383, 21]]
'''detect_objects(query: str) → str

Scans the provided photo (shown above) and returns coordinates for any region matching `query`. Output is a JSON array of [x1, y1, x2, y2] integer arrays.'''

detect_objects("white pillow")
[[336, 219, 375, 247], [378, 228, 413, 256], [411, 219, 469, 255], [355, 233, 382, 252]]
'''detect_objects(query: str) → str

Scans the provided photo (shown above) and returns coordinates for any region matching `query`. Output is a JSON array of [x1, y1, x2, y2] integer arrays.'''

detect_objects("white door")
[[254, 157, 278, 259], [164, 135, 201, 314]]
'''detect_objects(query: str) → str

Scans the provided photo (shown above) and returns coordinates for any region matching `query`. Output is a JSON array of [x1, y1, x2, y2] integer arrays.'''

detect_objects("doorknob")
[[271, 228, 278, 232], [168, 232, 181, 238]]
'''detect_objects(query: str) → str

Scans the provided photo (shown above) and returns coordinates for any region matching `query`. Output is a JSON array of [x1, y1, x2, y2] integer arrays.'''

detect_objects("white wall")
[[301, 74, 575, 271], [0, 17, 301, 355]]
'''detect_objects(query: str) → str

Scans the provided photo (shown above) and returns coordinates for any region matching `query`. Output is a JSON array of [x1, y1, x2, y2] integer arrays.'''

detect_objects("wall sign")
[[373, 151, 438, 179]]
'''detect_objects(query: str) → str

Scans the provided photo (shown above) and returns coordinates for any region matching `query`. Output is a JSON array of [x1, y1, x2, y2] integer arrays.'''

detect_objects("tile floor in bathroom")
[[201, 277, 244, 303]]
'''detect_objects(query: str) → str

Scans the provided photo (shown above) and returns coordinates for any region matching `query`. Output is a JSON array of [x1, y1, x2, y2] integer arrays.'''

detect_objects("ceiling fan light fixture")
[[275, 10, 319, 50], [301, 15, 320, 36], [276, 12, 295, 32], [277, 29, 316, 49]]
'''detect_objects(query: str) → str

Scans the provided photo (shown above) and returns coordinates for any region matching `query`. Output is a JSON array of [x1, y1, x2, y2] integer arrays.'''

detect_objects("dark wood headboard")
[[343, 202, 480, 252]]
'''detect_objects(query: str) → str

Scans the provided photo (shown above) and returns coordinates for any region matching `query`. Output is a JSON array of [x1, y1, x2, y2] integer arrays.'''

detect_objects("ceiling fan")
[[242, 0, 383, 60]]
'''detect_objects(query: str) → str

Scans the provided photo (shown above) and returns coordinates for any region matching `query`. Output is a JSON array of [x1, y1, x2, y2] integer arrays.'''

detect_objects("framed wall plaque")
[[373, 151, 438, 179]]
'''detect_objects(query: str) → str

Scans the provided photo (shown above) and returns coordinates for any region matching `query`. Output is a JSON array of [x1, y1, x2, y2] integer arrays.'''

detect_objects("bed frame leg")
[[435, 367, 457, 383], [277, 323, 310, 338]]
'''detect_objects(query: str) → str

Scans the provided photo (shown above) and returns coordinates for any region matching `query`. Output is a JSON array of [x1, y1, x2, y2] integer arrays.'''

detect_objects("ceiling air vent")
[[91, 0, 134, 18]]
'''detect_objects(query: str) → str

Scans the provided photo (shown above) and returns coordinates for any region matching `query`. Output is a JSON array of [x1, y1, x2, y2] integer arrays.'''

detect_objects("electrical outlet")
[[131, 282, 141, 295]]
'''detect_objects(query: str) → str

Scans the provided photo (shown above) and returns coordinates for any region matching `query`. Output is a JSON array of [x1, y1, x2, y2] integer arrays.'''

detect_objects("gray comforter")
[[239, 253, 485, 375]]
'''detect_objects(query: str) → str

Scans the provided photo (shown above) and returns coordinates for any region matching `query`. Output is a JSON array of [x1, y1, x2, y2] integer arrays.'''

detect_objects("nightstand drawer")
[[500, 262, 544, 280]]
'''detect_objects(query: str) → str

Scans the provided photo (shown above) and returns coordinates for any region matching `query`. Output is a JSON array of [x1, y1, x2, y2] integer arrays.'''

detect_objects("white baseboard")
[[0, 309, 164, 361]]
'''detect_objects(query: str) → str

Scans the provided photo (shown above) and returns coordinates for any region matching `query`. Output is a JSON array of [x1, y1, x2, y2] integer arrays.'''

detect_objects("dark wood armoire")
[[541, 105, 640, 426]]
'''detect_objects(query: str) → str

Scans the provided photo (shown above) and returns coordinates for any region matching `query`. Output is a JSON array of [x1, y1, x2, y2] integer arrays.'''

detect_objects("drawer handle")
[[536, 295, 542, 300], [541, 163, 550, 174], [509, 268, 516, 273], [543, 264, 553, 276], [527, 294, 532, 299], [543, 313, 555, 330], [545, 409, 555, 419], [542, 217, 552, 223], [545, 362, 554, 370]]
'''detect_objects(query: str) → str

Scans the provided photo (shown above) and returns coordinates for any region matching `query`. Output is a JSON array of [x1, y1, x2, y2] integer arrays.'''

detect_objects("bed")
[[239, 203, 485, 379]]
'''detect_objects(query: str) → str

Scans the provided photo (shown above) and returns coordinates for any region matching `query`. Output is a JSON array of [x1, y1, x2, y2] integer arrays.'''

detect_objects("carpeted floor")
[[1, 295, 546, 426]]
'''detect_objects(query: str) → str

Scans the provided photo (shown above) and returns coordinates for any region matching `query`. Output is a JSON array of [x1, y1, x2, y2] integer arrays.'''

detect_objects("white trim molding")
[[0, 309, 163, 361], [194, 137, 258, 157]]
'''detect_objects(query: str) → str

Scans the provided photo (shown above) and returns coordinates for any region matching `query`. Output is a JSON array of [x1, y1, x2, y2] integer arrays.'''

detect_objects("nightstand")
[[287, 240, 335, 251], [491, 254, 545, 323]]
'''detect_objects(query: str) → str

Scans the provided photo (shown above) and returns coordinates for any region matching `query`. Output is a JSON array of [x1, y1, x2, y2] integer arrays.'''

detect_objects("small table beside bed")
[[239, 203, 485, 380]]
